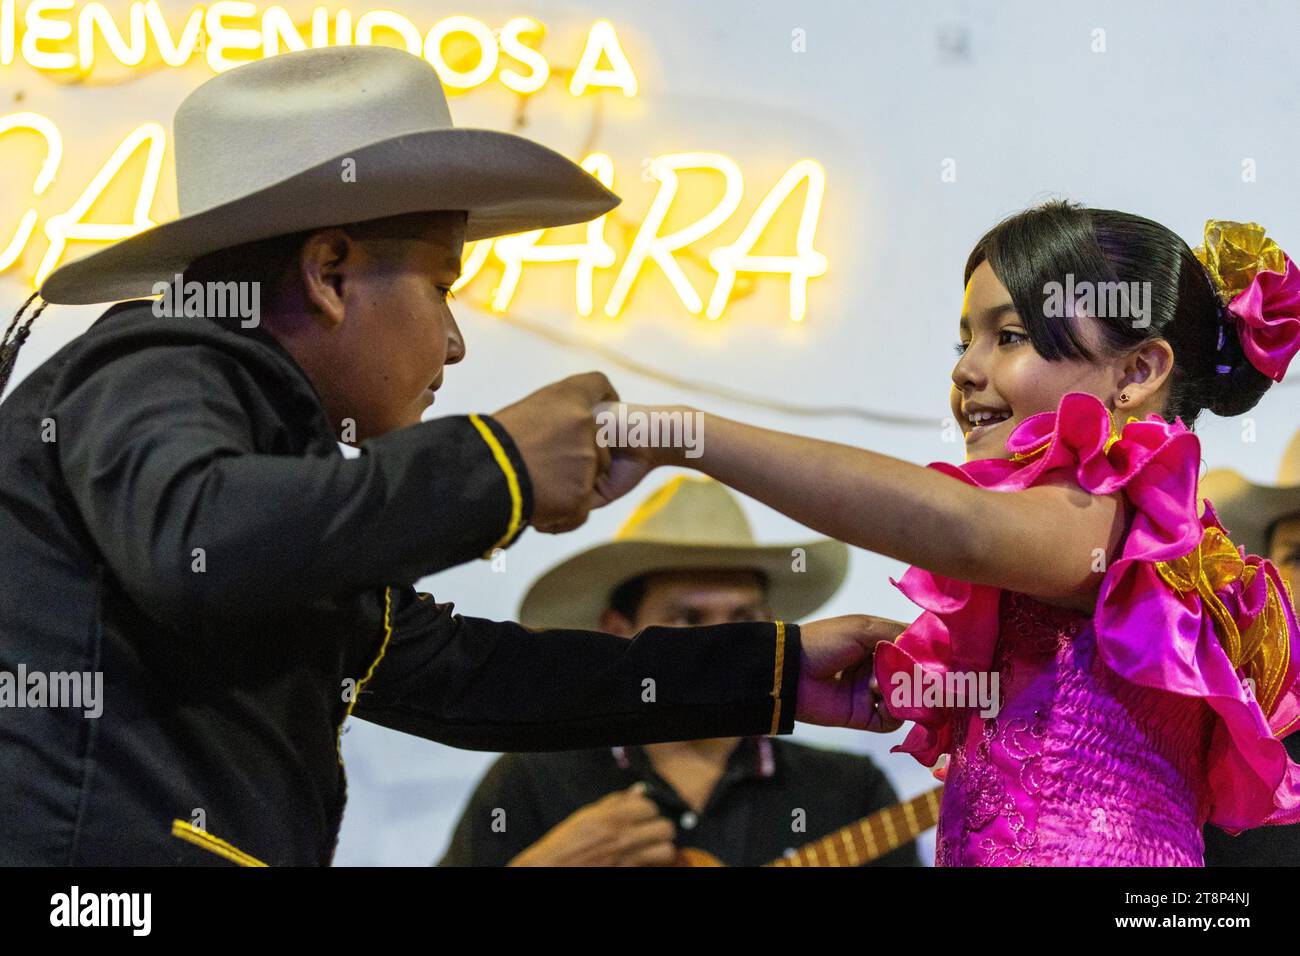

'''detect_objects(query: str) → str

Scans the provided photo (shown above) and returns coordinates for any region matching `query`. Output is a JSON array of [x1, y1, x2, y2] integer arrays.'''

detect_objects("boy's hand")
[[492, 372, 618, 533]]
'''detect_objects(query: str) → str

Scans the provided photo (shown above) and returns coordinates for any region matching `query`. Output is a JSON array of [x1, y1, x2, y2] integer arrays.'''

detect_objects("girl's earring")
[[1118, 392, 1130, 404]]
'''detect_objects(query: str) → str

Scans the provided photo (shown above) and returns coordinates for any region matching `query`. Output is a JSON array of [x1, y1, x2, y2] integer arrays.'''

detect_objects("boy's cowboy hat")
[[39, 45, 619, 305], [519, 476, 850, 630], [1201, 429, 1300, 557]]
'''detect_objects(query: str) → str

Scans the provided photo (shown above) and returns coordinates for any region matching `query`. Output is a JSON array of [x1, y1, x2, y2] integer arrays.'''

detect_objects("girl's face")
[[951, 261, 1125, 461]]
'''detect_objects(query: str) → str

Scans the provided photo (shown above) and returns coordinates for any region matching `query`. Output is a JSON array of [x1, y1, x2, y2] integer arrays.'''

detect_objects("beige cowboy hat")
[[519, 475, 850, 630], [39, 45, 619, 305], [1201, 429, 1300, 558]]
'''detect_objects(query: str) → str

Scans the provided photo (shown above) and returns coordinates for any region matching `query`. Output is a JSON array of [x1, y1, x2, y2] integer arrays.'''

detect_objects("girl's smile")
[[960, 401, 1015, 450]]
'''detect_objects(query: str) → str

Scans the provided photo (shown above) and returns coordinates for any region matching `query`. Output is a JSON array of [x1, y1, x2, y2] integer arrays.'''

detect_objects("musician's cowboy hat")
[[39, 45, 619, 305], [1201, 429, 1300, 557], [519, 476, 850, 630]]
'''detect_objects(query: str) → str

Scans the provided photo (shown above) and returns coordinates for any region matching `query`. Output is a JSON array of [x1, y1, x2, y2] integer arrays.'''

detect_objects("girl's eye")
[[437, 286, 456, 302], [955, 329, 1026, 355]]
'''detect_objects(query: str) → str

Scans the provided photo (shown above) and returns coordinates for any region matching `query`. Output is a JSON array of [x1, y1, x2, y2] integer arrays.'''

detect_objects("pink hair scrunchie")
[[1195, 219, 1300, 383]]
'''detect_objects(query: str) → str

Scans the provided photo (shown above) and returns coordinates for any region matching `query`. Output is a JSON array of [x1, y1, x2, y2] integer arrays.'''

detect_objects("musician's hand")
[[796, 615, 906, 732], [507, 783, 677, 867]]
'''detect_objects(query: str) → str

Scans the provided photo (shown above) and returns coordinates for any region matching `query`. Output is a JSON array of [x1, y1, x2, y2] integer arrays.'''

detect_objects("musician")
[[440, 477, 922, 867], [1202, 430, 1300, 866]]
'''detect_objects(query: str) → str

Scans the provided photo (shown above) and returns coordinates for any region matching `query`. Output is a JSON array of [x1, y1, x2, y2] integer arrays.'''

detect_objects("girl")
[[603, 201, 1300, 865]]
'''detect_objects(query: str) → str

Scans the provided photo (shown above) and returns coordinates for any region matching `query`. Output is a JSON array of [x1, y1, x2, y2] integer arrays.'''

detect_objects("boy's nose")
[[445, 316, 467, 365]]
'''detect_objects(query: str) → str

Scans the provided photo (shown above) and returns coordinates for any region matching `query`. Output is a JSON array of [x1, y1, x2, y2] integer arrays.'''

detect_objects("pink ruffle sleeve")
[[872, 391, 1300, 831]]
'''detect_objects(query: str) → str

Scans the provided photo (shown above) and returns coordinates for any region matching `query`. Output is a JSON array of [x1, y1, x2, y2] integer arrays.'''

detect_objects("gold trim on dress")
[[1010, 413, 1134, 462], [1154, 527, 1293, 718]]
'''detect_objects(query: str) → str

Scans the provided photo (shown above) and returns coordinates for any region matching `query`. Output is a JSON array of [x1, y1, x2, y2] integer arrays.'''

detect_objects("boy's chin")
[[369, 403, 426, 437]]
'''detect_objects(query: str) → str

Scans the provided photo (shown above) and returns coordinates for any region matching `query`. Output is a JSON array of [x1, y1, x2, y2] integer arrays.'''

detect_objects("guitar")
[[675, 784, 943, 867]]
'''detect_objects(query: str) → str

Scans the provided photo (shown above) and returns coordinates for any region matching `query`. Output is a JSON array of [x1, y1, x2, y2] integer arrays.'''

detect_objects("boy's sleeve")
[[354, 587, 801, 752], [49, 343, 532, 630]]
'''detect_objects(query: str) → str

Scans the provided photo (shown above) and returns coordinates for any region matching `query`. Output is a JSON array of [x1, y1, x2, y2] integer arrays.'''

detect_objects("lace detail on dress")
[[938, 594, 1058, 866], [935, 592, 1214, 866]]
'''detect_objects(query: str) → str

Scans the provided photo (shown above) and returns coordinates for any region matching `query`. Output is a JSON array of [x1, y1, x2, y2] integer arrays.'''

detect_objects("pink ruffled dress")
[[873, 392, 1300, 866]]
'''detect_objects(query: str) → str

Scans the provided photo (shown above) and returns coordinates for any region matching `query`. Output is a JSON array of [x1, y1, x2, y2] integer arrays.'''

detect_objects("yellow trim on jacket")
[[468, 413, 524, 557], [336, 586, 396, 764], [171, 819, 267, 867], [769, 620, 787, 735]]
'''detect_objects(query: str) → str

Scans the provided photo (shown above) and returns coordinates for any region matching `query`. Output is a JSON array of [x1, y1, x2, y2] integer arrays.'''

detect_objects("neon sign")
[[3, 1, 639, 91], [0, 6, 828, 321]]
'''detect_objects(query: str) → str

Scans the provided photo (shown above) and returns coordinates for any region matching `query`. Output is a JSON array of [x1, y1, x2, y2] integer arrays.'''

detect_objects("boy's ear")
[[298, 228, 353, 330]]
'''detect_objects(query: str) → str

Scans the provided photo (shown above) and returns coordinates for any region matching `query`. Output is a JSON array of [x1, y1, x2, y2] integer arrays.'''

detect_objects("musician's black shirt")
[[439, 736, 922, 867]]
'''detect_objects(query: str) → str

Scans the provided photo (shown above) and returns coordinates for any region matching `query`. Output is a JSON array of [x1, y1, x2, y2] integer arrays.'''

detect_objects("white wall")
[[3, 0, 1298, 866]]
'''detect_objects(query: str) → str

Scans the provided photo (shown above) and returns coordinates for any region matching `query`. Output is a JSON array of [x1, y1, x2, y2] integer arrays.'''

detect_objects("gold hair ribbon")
[[1155, 526, 1292, 717], [1193, 220, 1287, 302]]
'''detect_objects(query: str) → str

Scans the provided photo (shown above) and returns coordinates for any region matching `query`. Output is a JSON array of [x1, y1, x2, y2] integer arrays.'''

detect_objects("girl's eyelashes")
[[436, 285, 456, 302], [953, 328, 1026, 355]]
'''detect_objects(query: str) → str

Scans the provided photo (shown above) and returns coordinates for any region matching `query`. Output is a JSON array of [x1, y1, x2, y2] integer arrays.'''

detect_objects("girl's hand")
[[593, 443, 655, 508], [865, 674, 903, 733], [590, 402, 692, 508], [796, 614, 907, 732]]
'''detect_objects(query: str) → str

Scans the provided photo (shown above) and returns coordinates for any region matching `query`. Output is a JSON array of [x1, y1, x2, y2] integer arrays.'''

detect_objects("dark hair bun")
[[1206, 307, 1273, 417]]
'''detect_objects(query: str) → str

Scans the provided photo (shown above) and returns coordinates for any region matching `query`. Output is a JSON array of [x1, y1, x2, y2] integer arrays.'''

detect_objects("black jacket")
[[0, 301, 801, 866]]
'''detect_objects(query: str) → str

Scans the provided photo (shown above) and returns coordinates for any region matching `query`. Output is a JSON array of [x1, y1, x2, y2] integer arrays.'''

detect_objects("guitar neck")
[[765, 784, 943, 867]]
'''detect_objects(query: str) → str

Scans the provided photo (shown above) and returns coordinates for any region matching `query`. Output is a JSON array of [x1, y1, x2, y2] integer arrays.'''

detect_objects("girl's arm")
[[629, 406, 1127, 611]]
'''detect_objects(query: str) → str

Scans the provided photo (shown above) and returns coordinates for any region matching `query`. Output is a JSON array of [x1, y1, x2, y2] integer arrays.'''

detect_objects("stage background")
[[3, 0, 1298, 866]]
